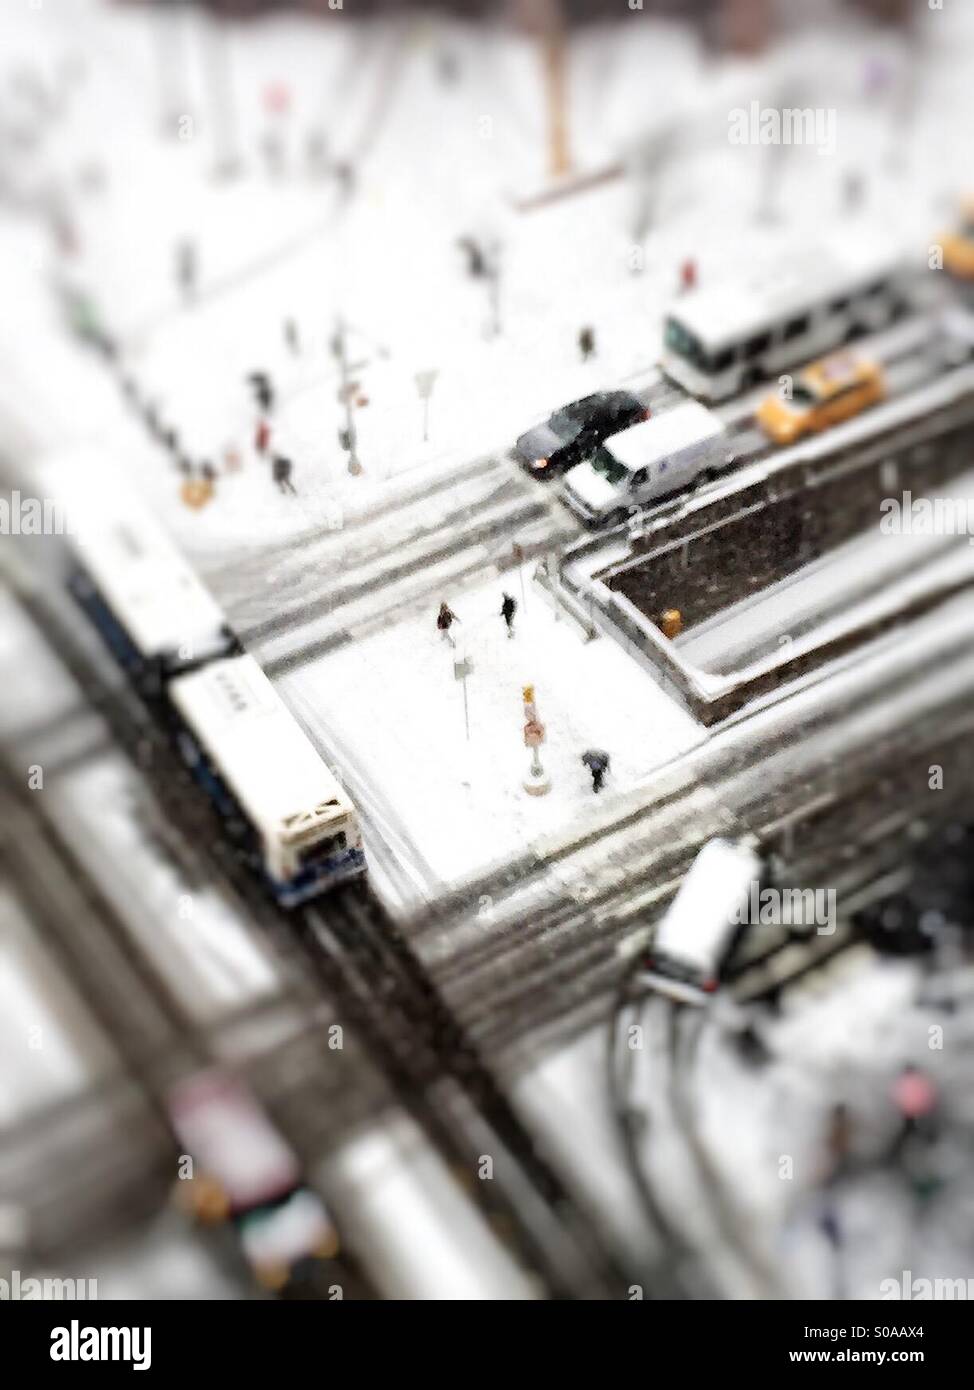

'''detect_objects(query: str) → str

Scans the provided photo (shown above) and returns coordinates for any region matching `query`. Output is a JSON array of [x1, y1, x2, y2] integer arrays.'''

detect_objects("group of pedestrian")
[[436, 592, 518, 647], [435, 594, 610, 794], [248, 368, 296, 495]]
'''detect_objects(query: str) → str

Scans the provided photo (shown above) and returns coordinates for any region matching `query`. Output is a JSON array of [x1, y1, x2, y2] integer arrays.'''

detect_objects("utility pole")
[[544, 25, 570, 179], [331, 317, 362, 476], [486, 240, 502, 339], [515, 0, 570, 180], [415, 369, 438, 443], [154, 0, 189, 139], [454, 655, 473, 741], [200, 14, 240, 180]]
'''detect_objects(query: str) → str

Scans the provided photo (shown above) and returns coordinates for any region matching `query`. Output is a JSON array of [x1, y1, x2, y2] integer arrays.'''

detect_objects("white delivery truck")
[[560, 399, 727, 528], [644, 837, 763, 1003]]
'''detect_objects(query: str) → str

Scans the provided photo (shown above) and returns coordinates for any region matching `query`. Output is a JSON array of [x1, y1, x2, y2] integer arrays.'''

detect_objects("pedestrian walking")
[[437, 49, 460, 84], [679, 257, 697, 294], [437, 601, 459, 645], [334, 161, 355, 199], [284, 318, 299, 354], [261, 128, 285, 178], [248, 372, 274, 414], [52, 209, 77, 258], [842, 169, 865, 215], [255, 418, 271, 455], [578, 325, 596, 361], [176, 239, 197, 300], [581, 748, 610, 794], [457, 236, 487, 279], [272, 455, 296, 495], [306, 129, 329, 177], [500, 592, 517, 638]]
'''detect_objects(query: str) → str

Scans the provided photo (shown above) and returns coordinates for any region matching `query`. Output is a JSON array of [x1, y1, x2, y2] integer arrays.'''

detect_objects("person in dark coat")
[[248, 371, 274, 414], [457, 236, 487, 279], [272, 455, 296, 495], [581, 749, 610, 793], [500, 592, 516, 637], [437, 602, 459, 644], [578, 325, 595, 361], [176, 239, 197, 300]]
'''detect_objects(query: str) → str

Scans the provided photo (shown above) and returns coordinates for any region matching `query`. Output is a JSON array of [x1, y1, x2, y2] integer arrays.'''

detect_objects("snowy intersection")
[[276, 567, 703, 902], [5, 0, 974, 1304], [7, 0, 974, 958]]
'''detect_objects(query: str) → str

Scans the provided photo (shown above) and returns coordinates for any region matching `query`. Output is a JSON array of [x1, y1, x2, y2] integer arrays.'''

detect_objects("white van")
[[645, 837, 763, 1002], [560, 400, 727, 527]]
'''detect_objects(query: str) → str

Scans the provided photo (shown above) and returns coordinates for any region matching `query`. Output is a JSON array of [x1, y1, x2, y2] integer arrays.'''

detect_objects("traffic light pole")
[[332, 316, 362, 476]]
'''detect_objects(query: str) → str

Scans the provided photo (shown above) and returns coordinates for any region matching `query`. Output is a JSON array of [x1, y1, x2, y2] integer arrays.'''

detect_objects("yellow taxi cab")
[[755, 352, 886, 446], [939, 202, 974, 280]]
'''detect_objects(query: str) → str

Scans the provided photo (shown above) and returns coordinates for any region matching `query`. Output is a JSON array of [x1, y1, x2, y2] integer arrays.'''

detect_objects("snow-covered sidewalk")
[[280, 566, 704, 895]]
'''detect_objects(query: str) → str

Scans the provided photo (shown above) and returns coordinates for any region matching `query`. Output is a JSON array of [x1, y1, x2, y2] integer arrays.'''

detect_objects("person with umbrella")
[[581, 749, 610, 793]]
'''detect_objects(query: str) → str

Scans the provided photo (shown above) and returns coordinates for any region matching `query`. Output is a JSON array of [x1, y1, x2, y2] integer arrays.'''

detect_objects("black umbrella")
[[581, 749, 610, 774]]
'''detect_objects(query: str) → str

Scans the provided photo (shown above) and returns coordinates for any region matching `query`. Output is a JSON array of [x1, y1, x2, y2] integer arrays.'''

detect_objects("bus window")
[[783, 315, 808, 340], [830, 297, 850, 314], [629, 468, 649, 489], [708, 346, 734, 372], [745, 332, 771, 357]]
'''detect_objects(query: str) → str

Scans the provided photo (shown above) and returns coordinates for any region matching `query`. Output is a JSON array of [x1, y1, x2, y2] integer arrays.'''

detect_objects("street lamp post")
[[331, 317, 362, 475]]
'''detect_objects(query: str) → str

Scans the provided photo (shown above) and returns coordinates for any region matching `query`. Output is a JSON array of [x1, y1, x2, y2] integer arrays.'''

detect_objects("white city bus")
[[168, 654, 366, 904], [661, 240, 913, 402]]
